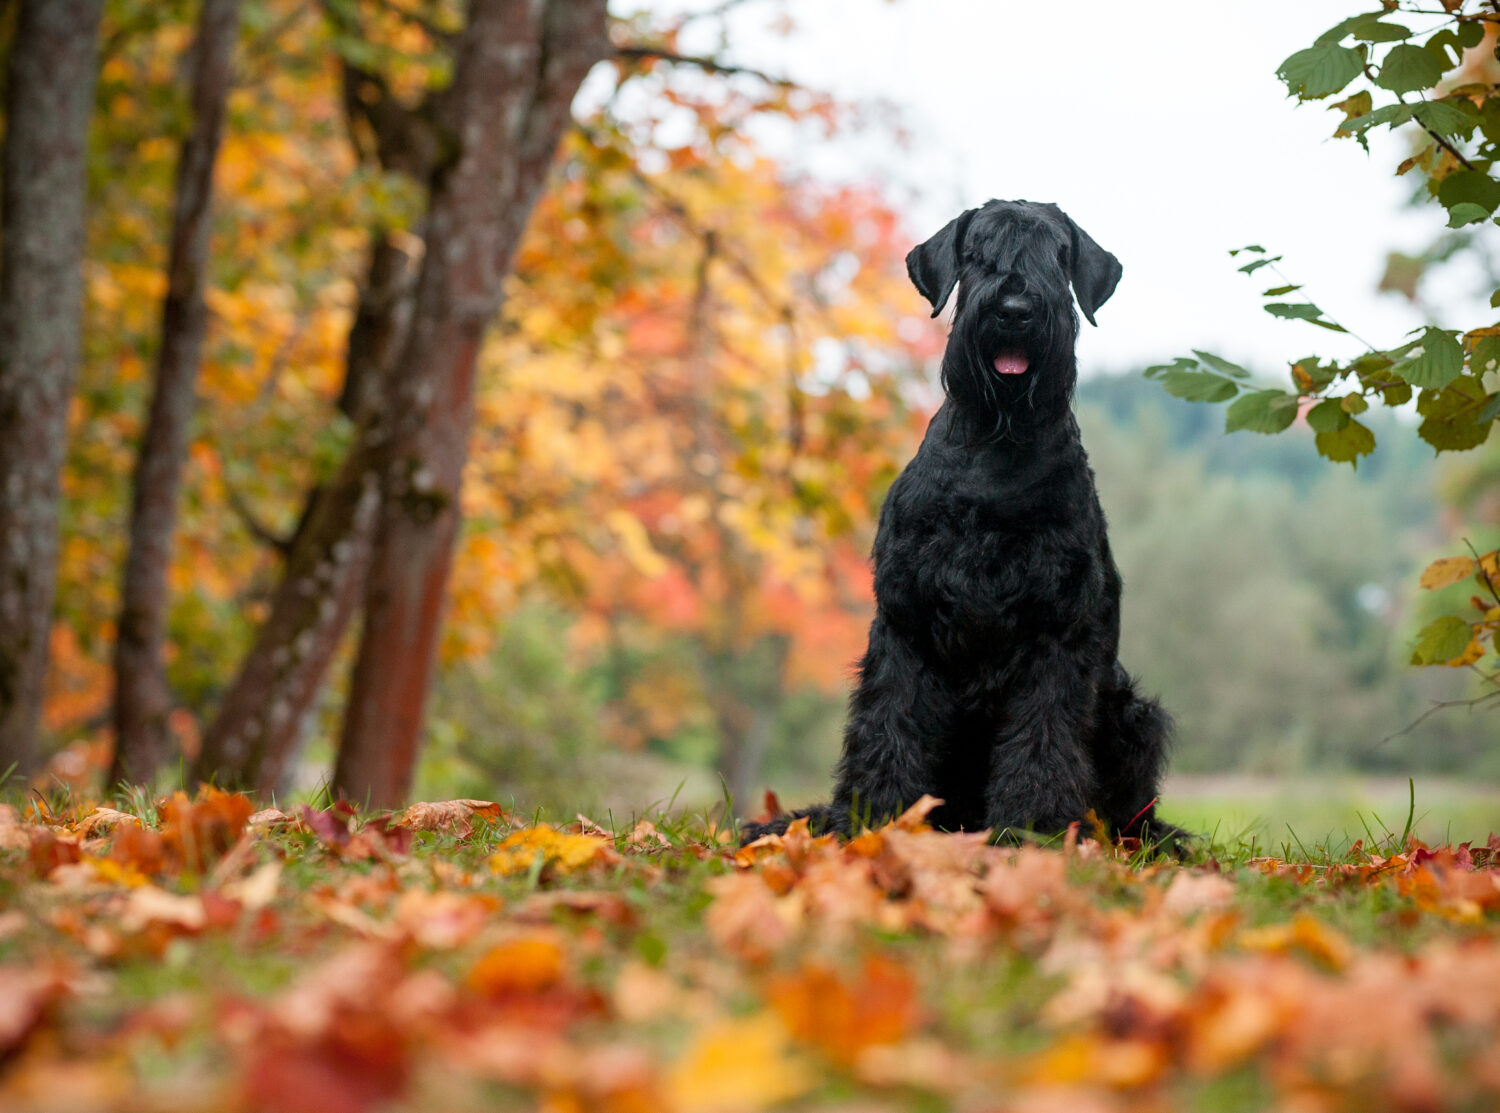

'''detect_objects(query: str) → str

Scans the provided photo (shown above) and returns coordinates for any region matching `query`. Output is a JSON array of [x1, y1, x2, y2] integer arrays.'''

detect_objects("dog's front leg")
[[983, 647, 1098, 837], [830, 618, 948, 831]]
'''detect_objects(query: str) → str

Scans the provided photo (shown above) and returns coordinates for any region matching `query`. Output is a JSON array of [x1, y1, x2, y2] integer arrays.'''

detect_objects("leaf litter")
[[0, 788, 1497, 1111]]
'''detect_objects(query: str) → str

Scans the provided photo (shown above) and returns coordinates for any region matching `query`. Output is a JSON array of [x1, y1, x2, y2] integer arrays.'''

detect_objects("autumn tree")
[[0, 0, 105, 780]]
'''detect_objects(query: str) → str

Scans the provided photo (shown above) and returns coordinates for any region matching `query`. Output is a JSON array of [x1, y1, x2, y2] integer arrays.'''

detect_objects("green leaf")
[[1291, 357, 1339, 391], [1392, 328, 1465, 389], [1410, 615, 1475, 665], [1192, 350, 1251, 379], [1278, 45, 1365, 99], [1142, 356, 1196, 380], [1160, 368, 1239, 403], [1411, 100, 1475, 137], [1382, 382, 1413, 406], [1340, 393, 1369, 414], [1437, 170, 1500, 216], [1447, 202, 1490, 228], [1489, 288, 1500, 309], [1306, 397, 1350, 433], [1416, 376, 1487, 420], [1315, 11, 1392, 46], [1225, 390, 1299, 435], [1419, 413, 1494, 452], [1229, 244, 1265, 256], [1314, 418, 1376, 465], [1237, 256, 1282, 275], [1375, 43, 1445, 94], [1458, 21, 1485, 49], [1473, 335, 1500, 373], [1352, 21, 1410, 43], [1263, 284, 1302, 296], [1266, 302, 1347, 332], [1416, 376, 1492, 452], [1341, 104, 1413, 134]]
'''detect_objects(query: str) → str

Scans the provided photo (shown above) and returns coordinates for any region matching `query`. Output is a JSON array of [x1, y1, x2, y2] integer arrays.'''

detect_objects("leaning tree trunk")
[[331, 0, 609, 807], [110, 0, 242, 789], [0, 0, 104, 780], [189, 233, 412, 791]]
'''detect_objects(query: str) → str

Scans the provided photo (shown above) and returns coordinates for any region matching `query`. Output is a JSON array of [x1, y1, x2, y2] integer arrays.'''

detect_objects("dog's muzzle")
[[991, 293, 1034, 375]]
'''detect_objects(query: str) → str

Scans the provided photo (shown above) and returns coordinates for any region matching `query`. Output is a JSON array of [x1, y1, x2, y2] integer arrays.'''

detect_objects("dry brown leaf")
[[74, 806, 142, 838], [394, 798, 505, 837]]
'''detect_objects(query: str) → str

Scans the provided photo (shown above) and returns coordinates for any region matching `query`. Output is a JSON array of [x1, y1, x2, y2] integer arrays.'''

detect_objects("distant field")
[[1162, 774, 1500, 849]]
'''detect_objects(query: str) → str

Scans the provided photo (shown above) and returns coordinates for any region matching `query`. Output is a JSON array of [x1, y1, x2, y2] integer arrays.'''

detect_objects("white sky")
[[638, 0, 1495, 377]]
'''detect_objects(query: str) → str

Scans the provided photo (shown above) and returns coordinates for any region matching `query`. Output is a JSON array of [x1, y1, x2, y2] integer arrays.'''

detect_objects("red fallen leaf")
[[241, 1026, 410, 1113], [0, 964, 70, 1054], [300, 803, 358, 849], [394, 799, 505, 838], [755, 789, 785, 824], [28, 828, 83, 877], [344, 815, 413, 860]]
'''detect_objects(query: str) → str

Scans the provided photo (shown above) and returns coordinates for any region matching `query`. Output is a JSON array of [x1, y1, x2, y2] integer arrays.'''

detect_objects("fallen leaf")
[[667, 1013, 815, 1112], [487, 825, 615, 877], [394, 799, 505, 837]]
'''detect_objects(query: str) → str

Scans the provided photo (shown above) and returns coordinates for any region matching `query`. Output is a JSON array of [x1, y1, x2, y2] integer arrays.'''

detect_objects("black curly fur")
[[742, 201, 1185, 849]]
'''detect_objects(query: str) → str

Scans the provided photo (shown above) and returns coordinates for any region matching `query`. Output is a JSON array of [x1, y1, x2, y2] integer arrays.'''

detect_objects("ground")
[[1, 788, 1498, 1113]]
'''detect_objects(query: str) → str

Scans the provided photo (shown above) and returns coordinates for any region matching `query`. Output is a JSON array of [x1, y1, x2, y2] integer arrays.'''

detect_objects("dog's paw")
[[738, 804, 841, 846]]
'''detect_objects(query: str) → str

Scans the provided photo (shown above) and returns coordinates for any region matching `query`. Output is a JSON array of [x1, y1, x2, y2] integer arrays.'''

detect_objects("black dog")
[[745, 200, 1178, 845]]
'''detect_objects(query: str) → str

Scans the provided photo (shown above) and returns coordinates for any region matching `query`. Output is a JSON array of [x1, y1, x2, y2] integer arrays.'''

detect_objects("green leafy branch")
[[1146, 2, 1500, 676]]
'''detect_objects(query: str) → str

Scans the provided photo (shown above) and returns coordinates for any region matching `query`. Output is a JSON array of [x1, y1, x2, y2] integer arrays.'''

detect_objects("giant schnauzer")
[[744, 200, 1178, 845]]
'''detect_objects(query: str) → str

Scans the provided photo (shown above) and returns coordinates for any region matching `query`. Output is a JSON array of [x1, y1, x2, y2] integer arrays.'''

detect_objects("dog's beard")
[[942, 303, 1075, 442]]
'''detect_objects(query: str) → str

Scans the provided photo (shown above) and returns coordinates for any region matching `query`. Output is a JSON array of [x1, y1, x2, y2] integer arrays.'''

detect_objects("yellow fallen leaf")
[[667, 1013, 816, 1112], [1239, 914, 1352, 970], [488, 825, 613, 876]]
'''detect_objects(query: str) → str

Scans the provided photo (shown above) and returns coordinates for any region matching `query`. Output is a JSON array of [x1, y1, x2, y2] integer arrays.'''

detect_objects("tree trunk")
[[110, 0, 242, 789], [331, 0, 609, 808], [0, 0, 104, 781], [190, 234, 412, 791]]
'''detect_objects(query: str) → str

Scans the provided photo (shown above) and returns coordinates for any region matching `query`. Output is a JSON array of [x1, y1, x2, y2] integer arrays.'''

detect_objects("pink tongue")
[[993, 352, 1029, 375]]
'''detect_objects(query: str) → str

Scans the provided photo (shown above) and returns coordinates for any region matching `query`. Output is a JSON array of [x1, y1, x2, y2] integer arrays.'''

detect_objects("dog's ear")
[[1065, 217, 1122, 327], [906, 208, 978, 318]]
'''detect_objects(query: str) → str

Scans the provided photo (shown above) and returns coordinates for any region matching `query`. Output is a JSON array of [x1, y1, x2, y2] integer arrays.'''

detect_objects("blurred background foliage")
[[7, 0, 1496, 832]]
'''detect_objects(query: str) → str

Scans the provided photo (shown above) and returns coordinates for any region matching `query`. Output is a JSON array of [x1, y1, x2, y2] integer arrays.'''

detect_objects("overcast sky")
[[639, 0, 1494, 376]]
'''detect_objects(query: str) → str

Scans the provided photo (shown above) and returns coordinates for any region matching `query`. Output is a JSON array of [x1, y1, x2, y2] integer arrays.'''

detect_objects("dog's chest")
[[872, 437, 1112, 656]]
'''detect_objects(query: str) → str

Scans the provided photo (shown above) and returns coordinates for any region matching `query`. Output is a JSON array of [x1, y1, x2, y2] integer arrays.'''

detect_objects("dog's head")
[[906, 201, 1121, 430]]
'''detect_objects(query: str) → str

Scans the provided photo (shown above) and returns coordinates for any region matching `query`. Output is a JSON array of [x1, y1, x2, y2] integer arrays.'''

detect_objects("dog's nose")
[[997, 294, 1034, 330]]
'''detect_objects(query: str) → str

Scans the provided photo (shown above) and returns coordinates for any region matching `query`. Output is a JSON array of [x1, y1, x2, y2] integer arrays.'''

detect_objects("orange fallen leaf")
[[468, 935, 566, 996], [74, 806, 142, 838], [766, 953, 922, 1066]]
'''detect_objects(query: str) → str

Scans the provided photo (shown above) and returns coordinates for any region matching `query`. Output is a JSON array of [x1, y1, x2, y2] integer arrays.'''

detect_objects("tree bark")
[[331, 0, 609, 808], [0, 0, 104, 781], [110, 0, 242, 789], [190, 233, 412, 791]]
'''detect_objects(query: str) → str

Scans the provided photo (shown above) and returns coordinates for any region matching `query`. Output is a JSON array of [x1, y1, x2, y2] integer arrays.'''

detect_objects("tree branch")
[[613, 45, 794, 88]]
